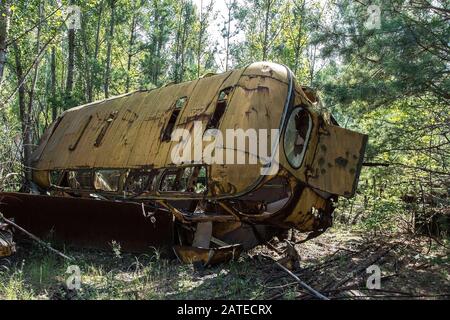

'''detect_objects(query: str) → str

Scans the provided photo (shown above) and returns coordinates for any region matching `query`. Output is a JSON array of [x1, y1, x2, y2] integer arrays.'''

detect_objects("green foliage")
[[0, 114, 22, 191], [0, 262, 36, 300], [313, 0, 449, 231]]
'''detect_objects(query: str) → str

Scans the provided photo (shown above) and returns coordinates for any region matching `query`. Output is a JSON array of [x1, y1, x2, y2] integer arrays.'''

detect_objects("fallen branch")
[[273, 260, 330, 300], [0, 212, 73, 261], [335, 293, 450, 300], [265, 241, 284, 255], [325, 243, 398, 292], [265, 281, 298, 290], [303, 244, 373, 275]]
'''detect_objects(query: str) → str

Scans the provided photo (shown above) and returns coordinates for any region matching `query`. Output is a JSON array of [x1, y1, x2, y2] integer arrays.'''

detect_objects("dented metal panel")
[[306, 124, 368, 197]]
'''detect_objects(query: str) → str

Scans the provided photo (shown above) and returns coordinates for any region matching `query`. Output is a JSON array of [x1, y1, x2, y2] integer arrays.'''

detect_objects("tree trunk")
[[196, 0, 213, 78], [65, 28, 75, 96], [196, 0, 203, 78], [148, 0, 160, 85], [153, 13, 167, 85], [225, 1, 233, 71], [88, 0, 104, 102], [180, 33, 187, 82], [79, 13, 93, 103], [104, 0, 116, 99], [65, 0, 76, 106], [173, 1, 191, 83], [308, 43, 317, 85], [179, 4, 190, 82], [293, 0, 306, 75], [51, 47, 57, 121], [94, 2, 103, 61], [173, 2, 184, 83], [13, 44, 32, 183], [262, 0, 272, 61], [29, 2, 43, 112], [126, 1, 137, 93], [0, 0, 10, 86], [24, 2, 43, 182]]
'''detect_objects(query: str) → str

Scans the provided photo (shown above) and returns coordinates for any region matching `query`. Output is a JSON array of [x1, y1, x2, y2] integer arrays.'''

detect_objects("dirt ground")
[[0, 227, 449, 300], [256, 228, 450, 299]]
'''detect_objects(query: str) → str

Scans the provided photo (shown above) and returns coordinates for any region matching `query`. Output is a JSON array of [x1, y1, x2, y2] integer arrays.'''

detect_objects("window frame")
[[158, 165, 208, 195], [93, 169, 125, 193], [206, 87, 234, 130], [283, 106, 313, 170], [161, 96, 188, 142], [66, 169, 94, 190]]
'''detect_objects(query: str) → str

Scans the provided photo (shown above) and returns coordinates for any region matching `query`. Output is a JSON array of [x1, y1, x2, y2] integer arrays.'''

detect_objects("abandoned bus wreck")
[[0, 62, 368, 265]]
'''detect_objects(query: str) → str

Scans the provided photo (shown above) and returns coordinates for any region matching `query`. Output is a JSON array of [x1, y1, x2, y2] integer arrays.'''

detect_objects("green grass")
[[0, 244, 267, 300], [3, 226, 448, 300]]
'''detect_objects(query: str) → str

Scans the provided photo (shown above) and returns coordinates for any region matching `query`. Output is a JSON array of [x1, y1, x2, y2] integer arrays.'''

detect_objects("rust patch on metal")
[[0, 192, 174, 252], [173, 244, 242, 267], [334, 157, 349, 168], [238, 85, 270, 94]]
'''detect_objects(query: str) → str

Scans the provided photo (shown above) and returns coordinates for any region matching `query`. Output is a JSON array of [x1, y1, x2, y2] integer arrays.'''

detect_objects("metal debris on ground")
[[0, 218, 15, 257], [255, 233, 450, 300]]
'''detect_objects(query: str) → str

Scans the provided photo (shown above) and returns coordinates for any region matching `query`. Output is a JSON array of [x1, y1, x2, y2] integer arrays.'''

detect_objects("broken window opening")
[[151, 170, 165, 191], [186, 167, 199, 192], [207, 87, 233, 129], [124, 169, 157, 195], [94, 169, 123, 192], [67, 170, 93, 190], [194, 166, 207, 194], [49, 170, 64, 186], [179, 167, 194, 192], [160, 170, 179, 192], [58, 171, 69, 188], [94, 111, 118, 147], [159, 166, 207, 194], [284, 107, 312, 169], [161, 97, 187, 142]]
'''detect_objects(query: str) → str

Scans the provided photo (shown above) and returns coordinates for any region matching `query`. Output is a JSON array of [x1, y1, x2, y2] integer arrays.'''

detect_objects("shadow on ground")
[[0, 229, 449, 300]]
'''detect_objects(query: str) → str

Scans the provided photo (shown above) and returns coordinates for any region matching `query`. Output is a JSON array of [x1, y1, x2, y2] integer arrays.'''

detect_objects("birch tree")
[[0, 0, 11, 86]]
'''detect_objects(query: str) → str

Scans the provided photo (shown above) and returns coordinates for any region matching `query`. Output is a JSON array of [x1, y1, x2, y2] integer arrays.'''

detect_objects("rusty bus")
[[0, 62, 367, 265]]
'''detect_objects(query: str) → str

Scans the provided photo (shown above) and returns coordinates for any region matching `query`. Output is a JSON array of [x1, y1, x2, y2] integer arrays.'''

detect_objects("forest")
[[0, 0, 448, 300]]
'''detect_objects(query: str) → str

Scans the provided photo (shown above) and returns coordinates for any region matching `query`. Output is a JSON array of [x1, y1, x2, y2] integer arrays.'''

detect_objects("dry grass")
[[0, 227, 449, 300]]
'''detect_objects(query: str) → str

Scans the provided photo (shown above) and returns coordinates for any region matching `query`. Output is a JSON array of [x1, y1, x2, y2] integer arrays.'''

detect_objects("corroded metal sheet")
[[173, 244, 242, 267], [209, 71, 289, 195], [284, 187, 328, 232], [307, 124, 368, 197], [0, 192, 174, 252], [31, 62, 296, 198]]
